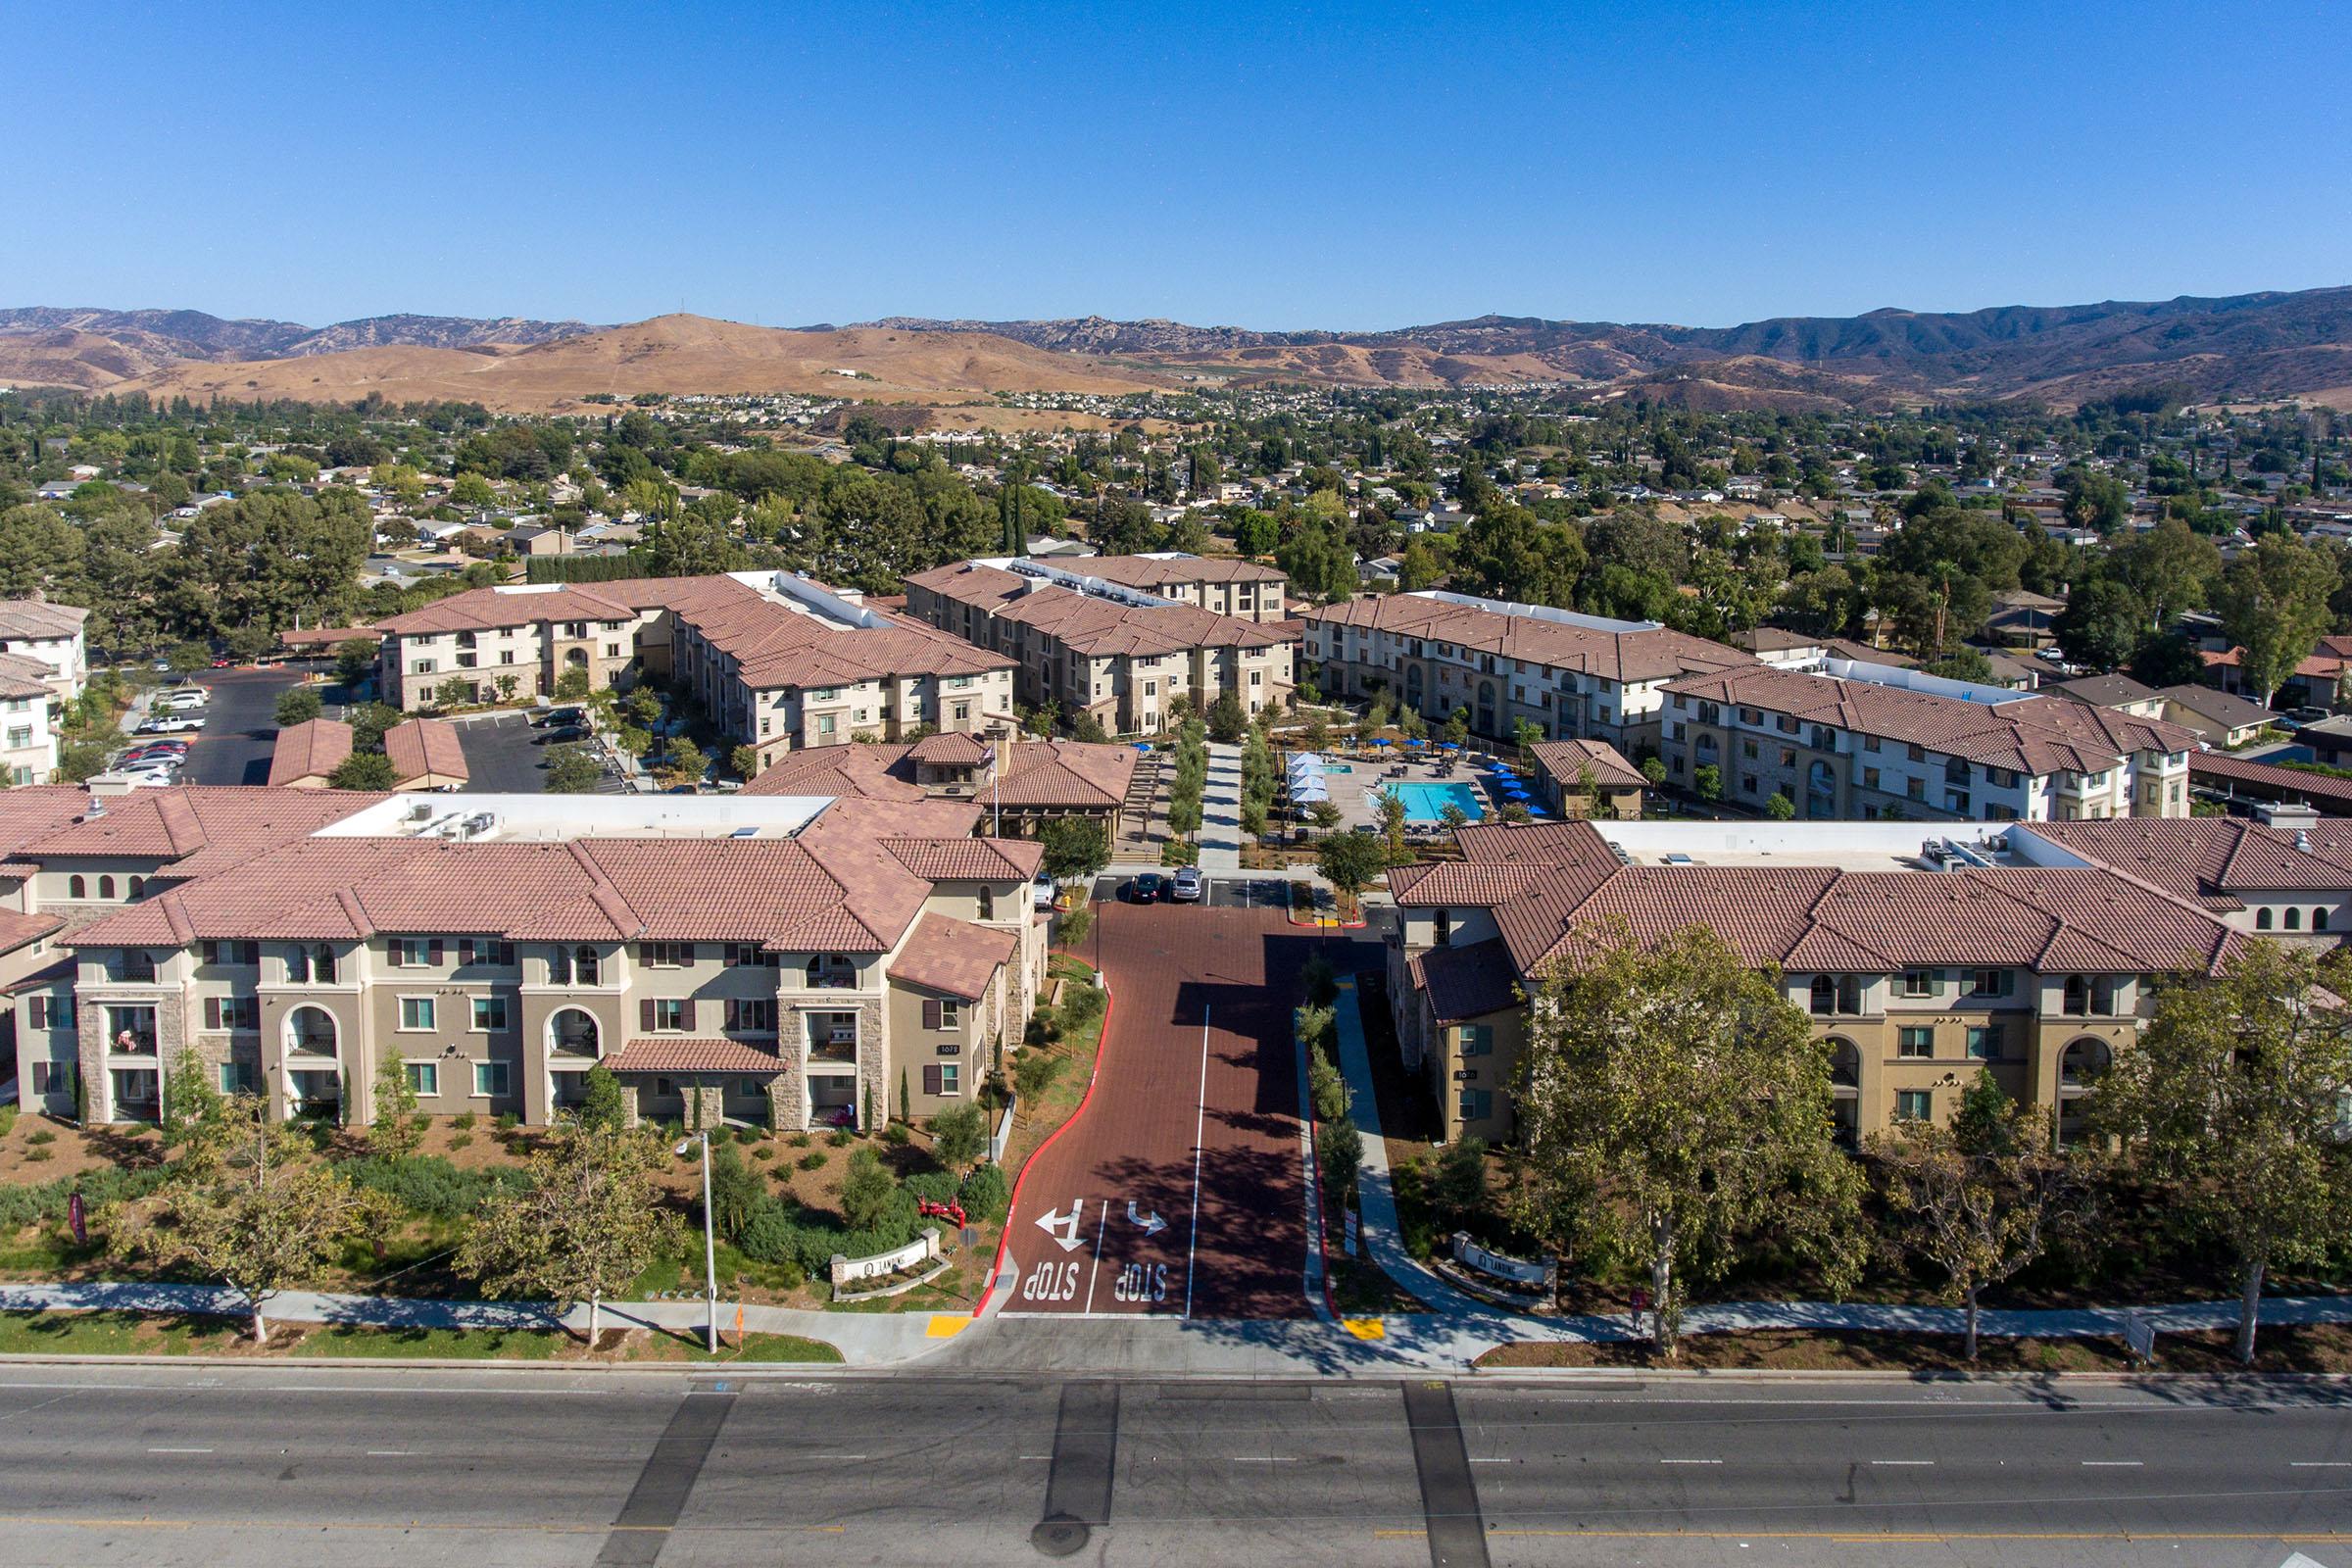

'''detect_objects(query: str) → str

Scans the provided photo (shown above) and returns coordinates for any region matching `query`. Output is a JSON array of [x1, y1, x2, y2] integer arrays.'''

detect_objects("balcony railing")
[[109, 1032, 158, 1057]]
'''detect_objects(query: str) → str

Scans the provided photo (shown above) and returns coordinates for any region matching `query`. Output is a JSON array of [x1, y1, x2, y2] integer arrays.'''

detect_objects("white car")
[[156, 692, 208, 711], [1170, 866, 1203, 903], [1032, 874, 1056, 912], [140, 714, 206, 733]]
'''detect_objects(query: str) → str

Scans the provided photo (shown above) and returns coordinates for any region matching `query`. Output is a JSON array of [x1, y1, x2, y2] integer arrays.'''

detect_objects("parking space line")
[[1183, 1004, 1210, 1320]]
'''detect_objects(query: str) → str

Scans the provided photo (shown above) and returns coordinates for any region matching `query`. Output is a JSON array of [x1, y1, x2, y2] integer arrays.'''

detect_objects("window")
[[201, 941, 259, 967], [1965, 968, 2013, 999], [1458, 1023, 1493, 1057], [2258, 907, 2274, 930], [1809, 975, 1860, 1015], [26, 994, 72, 1031], [2319, 908, 2332, 933], [721, 943, 779, 968], [399, 997, 436, 1030], [390, 938, 445, 968], [457, 939, 514, 968], [474, 1060, 511, 1098], [403, 1061, 438, 1095], [1894, 1089, 1932, 1122], [1966, 1025, 1997, 1060], [1897, 1026, 1935, 1059], [202, 996, 258, 1032], [725, 998, 776, 1033], [67, 875, 83, 900], [1432, 910, 1452, 948], [1896, 969, 1936, 999], [643, 942, 696, 968], [922, 1062, 962, 1097], [1457, 1088, 1494, 1122], [472, 996, 510, 1032], [2285, 907, 2304, 931], [646, 998, 687, 1031], [97, 876, 114, 900], [921, 998, 961, 1030], [30, 1061, 65, 1095], [218, 1060, 258, 1095]]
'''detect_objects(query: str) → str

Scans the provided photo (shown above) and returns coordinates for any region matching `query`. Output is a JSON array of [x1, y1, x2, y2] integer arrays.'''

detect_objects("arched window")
[[1827, 1038, 1860, 1090], [97, 876, 115, 900], [2258, 907, 2275, 930], [2286, 907, 2303, 931], [127, 876, 144, 899], [549, 1008, 600, 1057], [67, 875, 84, 900], [2318, 908, 2331, 933], [285, 1005, 337, 1057], [2060, 1037, 2111, 1091]]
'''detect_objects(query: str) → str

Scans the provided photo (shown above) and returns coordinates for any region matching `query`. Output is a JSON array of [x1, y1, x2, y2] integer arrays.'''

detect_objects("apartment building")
[[1065, 554, 1291, 622], [1385, 819, 2248, 1150], [743, 733, 1139, 839], [0, 600, 88, 706], [2011, 815, 2352, 940], [1657, 661, 2196, 821], [904, 558, 1294, 735], [372, 572, 1016, 759], [1299, 591, 1752, 756], [25, 791, 1045, 1131]]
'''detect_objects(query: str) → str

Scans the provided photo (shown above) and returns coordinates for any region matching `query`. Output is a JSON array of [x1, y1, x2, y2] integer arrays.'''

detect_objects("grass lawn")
[[0, 1309, 840, 1364]]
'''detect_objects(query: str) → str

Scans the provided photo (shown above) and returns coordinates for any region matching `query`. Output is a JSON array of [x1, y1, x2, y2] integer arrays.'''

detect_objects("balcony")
[[807, 1014, 859, 1065]]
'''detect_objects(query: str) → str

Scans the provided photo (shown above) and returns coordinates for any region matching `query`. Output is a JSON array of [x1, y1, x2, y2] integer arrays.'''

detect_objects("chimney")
[[2298, 829, 2313, 854], [84, 791, 106, 820]]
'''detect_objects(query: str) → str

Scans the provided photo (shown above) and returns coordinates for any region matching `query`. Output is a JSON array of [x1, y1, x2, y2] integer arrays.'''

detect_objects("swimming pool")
[[1373, 779, 1485, 823]]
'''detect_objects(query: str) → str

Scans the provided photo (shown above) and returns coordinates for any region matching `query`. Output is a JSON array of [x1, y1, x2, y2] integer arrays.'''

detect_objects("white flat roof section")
[[313, 792, 838, 843]]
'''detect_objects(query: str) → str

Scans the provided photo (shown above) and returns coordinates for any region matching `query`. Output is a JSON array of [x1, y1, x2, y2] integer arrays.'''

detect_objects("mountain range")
[[2, 287, 2347, 413]]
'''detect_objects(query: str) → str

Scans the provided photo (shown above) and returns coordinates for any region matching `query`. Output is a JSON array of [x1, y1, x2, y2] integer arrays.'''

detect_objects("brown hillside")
[[119, 315, 1174, 411], [0, 327, 189, 391]]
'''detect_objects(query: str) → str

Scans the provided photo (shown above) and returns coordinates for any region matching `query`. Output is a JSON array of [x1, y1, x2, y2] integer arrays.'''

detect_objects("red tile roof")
[[603, 1038, 786, 1075], [268, 718, 355, 785], [1304, 594, 1752, 685], [1396, 820, 2242, 981], [743, 738, 1136, 811], [19, 787, 385, 877], [1526, 739, 1646, 792], [906, 562, 1291, 658], [1078, 554, 1286, 588], [888, 912, 1017, 1000], [1410, 938, 1523, 1022], [382, 719, 469, 785], [2022, 817, 2352, 907], [1661, 664, 2197, 775]]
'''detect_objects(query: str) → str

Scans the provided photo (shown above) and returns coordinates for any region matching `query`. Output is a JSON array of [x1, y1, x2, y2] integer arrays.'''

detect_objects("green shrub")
[[451, 1112, 478, 1131], [23, 1149, 49, 1163], [752, 1146, 775, 1162], [904, 1171, 960, 1205], [339, 1153, 528, 1219], [881, 1123, 910, 1147], [737, 1196, 802, 1264], [788, 1132, 811, 1149], [958, 1162, 1009, 1222], [495, 1112, 519, 1132], [448, 1132, 474, 1152], [827, 1128, 854, 1148], [1057, 906, 1092, 947], [24, 1129, 55, 1148], [1060, 980, 1105, 1024], [0, 1105, 17, 1139], [798, 1151, 827, 1172]]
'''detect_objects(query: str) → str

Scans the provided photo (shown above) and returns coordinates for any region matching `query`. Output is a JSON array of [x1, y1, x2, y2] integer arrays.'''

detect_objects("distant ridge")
[[5, 287, 2350, 409]]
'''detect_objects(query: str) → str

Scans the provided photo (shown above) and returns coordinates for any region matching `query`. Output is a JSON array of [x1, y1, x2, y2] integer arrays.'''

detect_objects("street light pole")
[[677, 1131, 719, 1353]]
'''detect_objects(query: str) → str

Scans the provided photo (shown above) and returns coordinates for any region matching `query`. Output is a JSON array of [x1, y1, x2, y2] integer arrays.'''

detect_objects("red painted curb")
[[972, 978, 1116, 1316]]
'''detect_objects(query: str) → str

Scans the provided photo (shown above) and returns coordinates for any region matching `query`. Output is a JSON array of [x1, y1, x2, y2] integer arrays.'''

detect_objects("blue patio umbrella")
[[1402, 737, 1426, 748], [1370, 737, 1393, 747], [1498, 783, 1532, 797], [1132, 742, 1153, 753], [1438, 741, 1460, 751]]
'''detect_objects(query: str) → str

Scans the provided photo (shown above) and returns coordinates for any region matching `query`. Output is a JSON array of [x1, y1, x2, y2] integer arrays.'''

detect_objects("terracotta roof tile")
[[269, 718, 354, 785], [382, 719, 469, 785], [1304, 594, 1752, 685], [1409, 938, 1522, 1022], [603, 1039, 787, 1075], [888, 912, 1017, 1001]]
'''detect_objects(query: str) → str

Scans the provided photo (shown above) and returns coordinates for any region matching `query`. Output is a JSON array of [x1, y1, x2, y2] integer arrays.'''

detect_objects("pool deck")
[[1314, 747, 1540, 834]]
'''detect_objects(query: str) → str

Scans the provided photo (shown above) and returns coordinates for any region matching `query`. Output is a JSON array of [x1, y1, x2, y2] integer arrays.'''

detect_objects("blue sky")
[[6, 1, 2346, 330]]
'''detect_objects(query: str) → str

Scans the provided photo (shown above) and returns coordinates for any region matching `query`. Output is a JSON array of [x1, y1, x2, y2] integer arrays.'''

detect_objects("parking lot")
[[162, 667, 308, 786], [448, 710, 633, 794], [1090, 872, 1299, 911]]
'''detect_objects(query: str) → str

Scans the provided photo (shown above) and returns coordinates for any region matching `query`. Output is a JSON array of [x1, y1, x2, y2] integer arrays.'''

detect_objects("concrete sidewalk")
[[1197, 741, 1245, 871]]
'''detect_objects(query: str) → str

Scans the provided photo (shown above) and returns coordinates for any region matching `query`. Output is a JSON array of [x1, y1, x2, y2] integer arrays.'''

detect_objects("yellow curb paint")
[[925, 1315, 969, 1339], [1341, 1317, 1385, 1341]]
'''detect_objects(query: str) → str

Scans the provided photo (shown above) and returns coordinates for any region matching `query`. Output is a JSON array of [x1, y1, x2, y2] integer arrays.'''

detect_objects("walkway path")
[[1197, 742, 1244, 872]]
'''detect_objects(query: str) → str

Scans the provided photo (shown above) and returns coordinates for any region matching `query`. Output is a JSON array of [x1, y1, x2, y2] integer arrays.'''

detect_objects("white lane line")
[[1183, 1003, 1211, 1320], [1084, 1200, 1109, 1313], [1469, 1457, 1510, 1465], [1872, 1459, 1936, 1467], [1019, 1454, 1052, 1461], [808, 1453, 870, 1460], [2081, 1460, 2143, 1467], [148, 1447, 212, 1454], [2292, 1461, 2352, 1468], [1232, 1456, 1296, 1463], [1660, 1458, 1722, 1465], [365, 1449, 414, 1456]]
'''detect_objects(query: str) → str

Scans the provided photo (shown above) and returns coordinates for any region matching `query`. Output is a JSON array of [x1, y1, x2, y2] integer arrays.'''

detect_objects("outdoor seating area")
[[1290, 738, 1549, 840]]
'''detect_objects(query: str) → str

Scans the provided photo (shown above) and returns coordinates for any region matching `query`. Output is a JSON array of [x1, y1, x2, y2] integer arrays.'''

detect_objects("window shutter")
[[922, 1065, 942, 1096], [458, 940, 475, 967], [428, 939, 445, 966], [723, 999, 738, 1031], [680, 944, 696, 965], [922, 999, 942, 1030], [639, 999, 656, 1032], [689, 999, 704, 1032], [28, 997, 45, 1031], [204, 997, 220, 1030]]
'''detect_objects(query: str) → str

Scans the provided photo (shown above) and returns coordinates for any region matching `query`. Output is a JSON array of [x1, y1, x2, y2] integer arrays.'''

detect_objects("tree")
[[1765, 791, 1796, 820], [1206, 687, 1248, 744], [2089, 941, 2352, 1364], [1037, 818, 1109, 883], [274, 687, 324, 728], [2058, 468, 2130, 534], [577, 1064, 626, 1133], [929, 1104, 989, 1173], [368, 1054, 421, 1158], [105, 1101, 394, 1343], [1692, 763, 1723, 801], [332, 638, 377, 688], [659, 737, 708, 788], [328, 752, 397, 790], [1376, 785, 1408, 860], [704, 1142, 765, 1243], [160, 1046, 228, 1156], [346, 701, 404, 751], [729, 744, 760, 780], [2109, 517, 2220, 629], [459, 1120, 679, 1344], [554, 667, 593, 702], [2215, 535, 2339, 707], [2054, 579, 2150, 671], [1515, 923, 1862, 1355], [1868, 1078, 2088, 1362], [839, 1147, 901, 1231], [1315, 832, 1387, 917]]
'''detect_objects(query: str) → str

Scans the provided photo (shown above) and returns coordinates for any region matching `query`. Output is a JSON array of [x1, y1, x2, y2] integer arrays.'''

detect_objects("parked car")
[[1126, 872, 1166, 904], [1170, 866, 1203, 903], [1032, 874, 1056, 912], [156, 691, 208, 711], [2289, 706, 2332, 724], [536, 724, 588, 745], [534, 706, 586, 728], [138, 715, 206, 733], [209, 658, 234, 668], [121, 748, 187, 765]]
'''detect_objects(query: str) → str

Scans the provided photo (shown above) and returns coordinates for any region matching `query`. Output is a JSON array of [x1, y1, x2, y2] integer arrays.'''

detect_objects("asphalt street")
[[171, 666, 307, 786], [0, 1364, 2346, 1567]]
